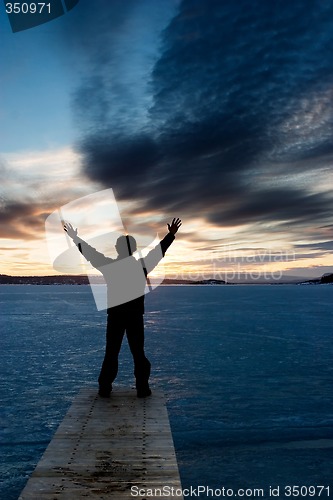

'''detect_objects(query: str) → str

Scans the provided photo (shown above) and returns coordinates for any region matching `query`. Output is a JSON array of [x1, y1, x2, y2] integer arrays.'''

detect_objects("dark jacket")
[[73, 232, 175, 314]]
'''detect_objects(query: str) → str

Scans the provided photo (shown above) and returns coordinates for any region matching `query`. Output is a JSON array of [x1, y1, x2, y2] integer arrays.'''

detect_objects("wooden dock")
[[19, 388, 183, 499]]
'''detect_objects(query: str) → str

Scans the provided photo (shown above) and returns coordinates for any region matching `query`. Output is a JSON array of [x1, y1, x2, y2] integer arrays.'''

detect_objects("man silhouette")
[[64, 218, 181, 398]]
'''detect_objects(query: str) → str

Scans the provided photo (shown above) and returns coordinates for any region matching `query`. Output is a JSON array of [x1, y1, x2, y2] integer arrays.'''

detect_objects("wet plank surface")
[[19, 388, 183, 499]]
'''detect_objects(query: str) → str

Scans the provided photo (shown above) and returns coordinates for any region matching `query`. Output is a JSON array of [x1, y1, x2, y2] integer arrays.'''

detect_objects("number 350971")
[[5, 3, 51, 14]]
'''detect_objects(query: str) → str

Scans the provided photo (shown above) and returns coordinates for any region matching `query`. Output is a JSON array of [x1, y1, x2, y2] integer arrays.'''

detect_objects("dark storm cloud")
[[73, 0, 333, 228], [82, 132, 160, 196], [0, 201, 45, 239], [209, 188, 332, 226], [295, 241, 333, 251]]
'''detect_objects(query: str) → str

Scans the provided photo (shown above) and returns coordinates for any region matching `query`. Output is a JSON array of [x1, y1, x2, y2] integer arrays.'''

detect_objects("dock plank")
[[19, 388, 183, 499]]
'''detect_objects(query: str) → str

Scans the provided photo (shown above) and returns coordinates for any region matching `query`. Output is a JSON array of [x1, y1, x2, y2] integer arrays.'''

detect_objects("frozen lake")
[[0, 285, 332, 499]]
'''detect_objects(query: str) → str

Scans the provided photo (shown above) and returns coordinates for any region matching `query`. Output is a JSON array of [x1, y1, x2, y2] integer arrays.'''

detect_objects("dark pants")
[[98, 311, 151, 392]]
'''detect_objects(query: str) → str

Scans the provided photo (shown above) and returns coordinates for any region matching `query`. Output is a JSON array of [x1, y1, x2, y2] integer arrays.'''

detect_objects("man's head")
[[115, 235, 137, 258]]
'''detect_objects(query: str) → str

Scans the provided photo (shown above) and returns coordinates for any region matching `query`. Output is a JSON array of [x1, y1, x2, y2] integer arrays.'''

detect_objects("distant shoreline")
[[0, 274, 332, 285]]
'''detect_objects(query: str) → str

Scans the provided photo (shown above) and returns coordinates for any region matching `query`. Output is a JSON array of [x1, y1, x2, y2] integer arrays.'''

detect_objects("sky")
[[0, 0, 332, 281]]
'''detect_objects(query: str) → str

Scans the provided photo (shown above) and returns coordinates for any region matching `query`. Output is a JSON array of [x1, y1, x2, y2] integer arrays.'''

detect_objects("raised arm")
[[167, 217, 182, 235], [63, 222, 112, 269], [63, 221, 78, 240], [143, 218, 182, 274]]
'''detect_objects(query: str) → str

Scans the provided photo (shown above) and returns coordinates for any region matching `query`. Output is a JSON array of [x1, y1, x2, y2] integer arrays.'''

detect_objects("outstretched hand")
[[63, 221, 78, 240], [167, 217, 182, 235]]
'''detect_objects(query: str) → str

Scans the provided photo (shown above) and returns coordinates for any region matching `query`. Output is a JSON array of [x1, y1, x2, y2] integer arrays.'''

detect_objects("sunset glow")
[[1, 1, 332, 281]]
